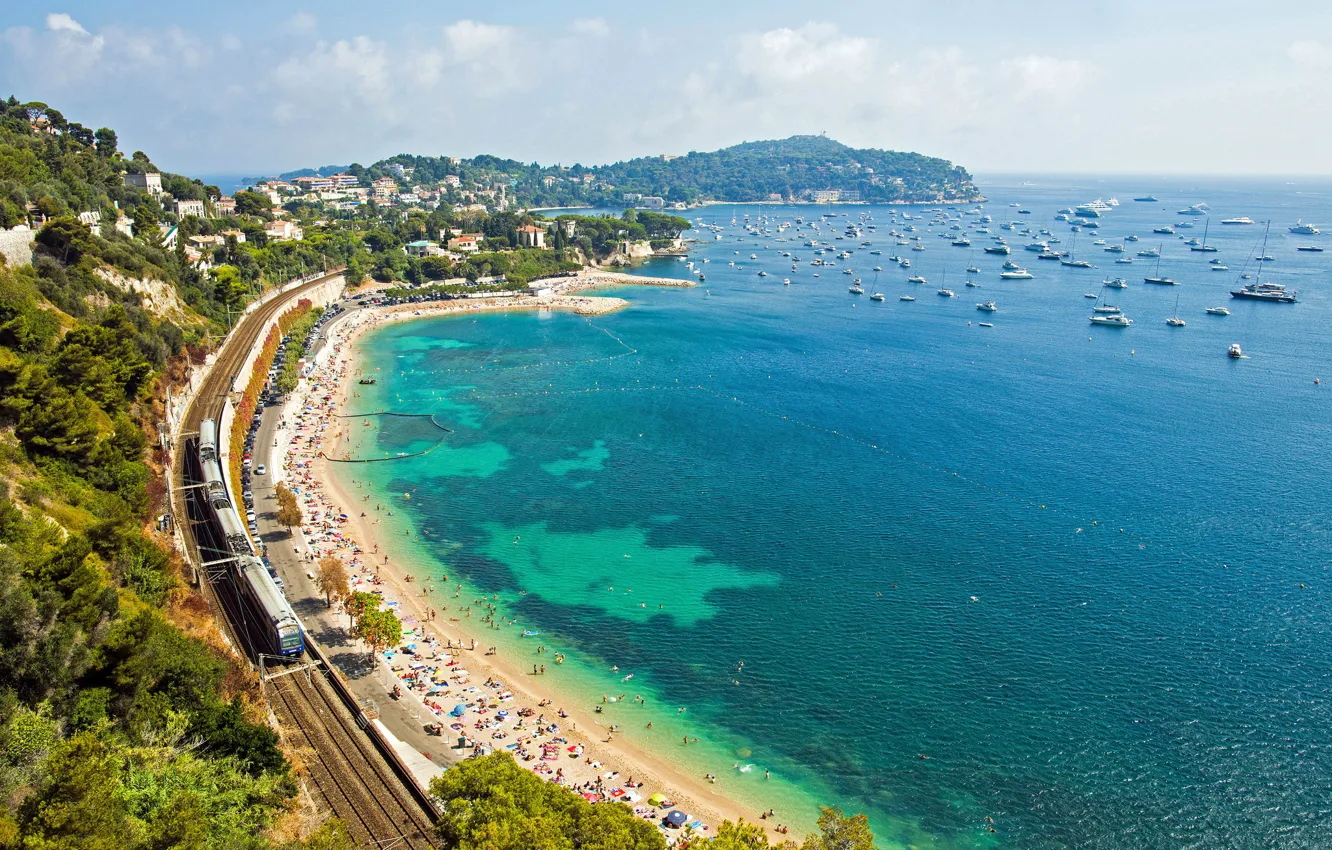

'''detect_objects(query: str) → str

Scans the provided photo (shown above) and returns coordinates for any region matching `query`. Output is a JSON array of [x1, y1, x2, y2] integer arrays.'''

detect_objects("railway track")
[[169, 272, 438, 847], [268, 671, 437, 848]]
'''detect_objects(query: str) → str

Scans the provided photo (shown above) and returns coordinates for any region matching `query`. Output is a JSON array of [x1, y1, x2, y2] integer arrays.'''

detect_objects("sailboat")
[[1189, 218, 1218, 253], [1166, 290, 1186, 326], [1092, 284, 1122, 314], [1231, 221, 1297, 302], [1143, 245, 1176, 285], [869, 271, 885, 301], [1061, 232, 1092, 268]]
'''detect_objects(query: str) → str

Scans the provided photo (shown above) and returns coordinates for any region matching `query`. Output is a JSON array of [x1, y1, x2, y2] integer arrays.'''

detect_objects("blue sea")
[[341, 177, 1332, 848]]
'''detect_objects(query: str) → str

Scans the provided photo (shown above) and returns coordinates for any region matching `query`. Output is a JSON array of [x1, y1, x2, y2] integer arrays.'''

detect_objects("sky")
[[3, 1, 1331, 178]]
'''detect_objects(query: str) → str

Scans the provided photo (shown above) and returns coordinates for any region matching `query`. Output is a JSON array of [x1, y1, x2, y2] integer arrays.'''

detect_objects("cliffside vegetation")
[[0, 97, 329, 848]]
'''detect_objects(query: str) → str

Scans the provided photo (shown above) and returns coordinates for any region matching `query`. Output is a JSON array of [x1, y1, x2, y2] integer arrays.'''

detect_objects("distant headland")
[[249, 134, 983, 211]]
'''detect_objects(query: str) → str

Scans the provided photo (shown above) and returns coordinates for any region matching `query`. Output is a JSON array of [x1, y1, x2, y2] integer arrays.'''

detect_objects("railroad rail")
[[168, 271, 439, 847]]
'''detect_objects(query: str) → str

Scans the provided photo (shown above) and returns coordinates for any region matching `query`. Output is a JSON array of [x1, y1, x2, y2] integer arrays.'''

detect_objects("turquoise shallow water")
[[342, 178, 1332, 848]]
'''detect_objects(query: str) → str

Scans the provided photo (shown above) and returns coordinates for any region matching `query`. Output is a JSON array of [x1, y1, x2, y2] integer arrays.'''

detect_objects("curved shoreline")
[[281, 275, 809, 843]]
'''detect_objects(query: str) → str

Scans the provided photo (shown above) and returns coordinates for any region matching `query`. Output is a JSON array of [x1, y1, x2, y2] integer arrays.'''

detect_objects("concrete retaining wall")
[[0, 229, 34, 267]]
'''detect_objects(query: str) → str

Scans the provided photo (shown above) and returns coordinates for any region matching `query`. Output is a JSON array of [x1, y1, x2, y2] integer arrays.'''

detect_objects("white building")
[[175, 199, 206, 218], [124, 172, 163, 195]]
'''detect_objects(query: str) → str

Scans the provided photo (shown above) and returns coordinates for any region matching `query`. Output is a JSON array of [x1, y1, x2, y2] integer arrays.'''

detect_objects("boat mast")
[[1256, 220, 1270, 281]]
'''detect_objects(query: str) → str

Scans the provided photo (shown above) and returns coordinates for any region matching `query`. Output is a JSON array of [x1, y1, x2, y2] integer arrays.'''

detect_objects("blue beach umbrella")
[[664, 810, 689, 828], [449, 703, 467, 717]]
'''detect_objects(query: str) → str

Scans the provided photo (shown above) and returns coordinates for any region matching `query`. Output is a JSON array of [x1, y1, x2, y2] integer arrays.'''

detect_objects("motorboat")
[[1177, 204, 1208, 216], [1133, 195, 1159, 203], [976, 301, 997, 312], [1290, 220, 1320, 235], [1103, 278, 1128, 289], [1228, 343, 1243, 358], [978, 322, 994, 327], [1000, 268, 1034, 279], [1206, 306, 1230, 316], [1089, 314, 1133, 327], [1220, 216, 1255, 225], [899, 294, 915, 301]]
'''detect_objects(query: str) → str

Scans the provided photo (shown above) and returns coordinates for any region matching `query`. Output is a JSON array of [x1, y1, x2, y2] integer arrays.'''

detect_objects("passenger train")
[[198, 418, 304, 657]]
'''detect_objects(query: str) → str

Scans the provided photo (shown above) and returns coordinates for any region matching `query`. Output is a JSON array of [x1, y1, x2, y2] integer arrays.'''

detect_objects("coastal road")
[[251, 303, 464, 776], [168, 278, 439, 849]]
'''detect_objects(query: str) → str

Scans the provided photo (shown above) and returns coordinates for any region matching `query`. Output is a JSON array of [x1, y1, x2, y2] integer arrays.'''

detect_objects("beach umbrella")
[[648, 793, 668, 806], [665, 810, 689, 828], [449, 703, 467, 717]]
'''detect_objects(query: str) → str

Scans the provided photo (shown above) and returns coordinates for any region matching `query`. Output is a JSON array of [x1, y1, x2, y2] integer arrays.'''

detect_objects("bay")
[[340, 176, 1332, 848]]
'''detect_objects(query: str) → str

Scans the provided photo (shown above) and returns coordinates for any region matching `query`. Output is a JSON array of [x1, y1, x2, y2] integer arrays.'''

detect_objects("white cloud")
[[46, 13, 90, 35], [1000, 54, 1093, 100], [2, 14, 1329, 175], [1287, 40, 1331, 67], [285, 12, 318, 33], [443, 20, 514, 63], [569, 18, 611, 39], [736, 23, 871, 87]]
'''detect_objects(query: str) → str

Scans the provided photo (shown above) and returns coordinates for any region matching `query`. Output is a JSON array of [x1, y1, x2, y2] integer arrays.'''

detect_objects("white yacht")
[[1000, 268, 1034, 279], [1220, 216, 1255, 225], [1206, 306, 1230, 316], [1289, 220, 1320, 235], [899, 294, 915, 301], [937, 289, 956, 297], [1177, 204, 1209, 216], [907, 275, 927, 284], [1075, 200, 1113, 217], [1103, 277, 1128, 289], [1089, 314, 1133, 327], [977, 301, 997, 312]]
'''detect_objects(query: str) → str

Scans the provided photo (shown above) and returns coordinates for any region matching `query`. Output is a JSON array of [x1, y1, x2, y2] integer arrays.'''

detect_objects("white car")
[[255, 464, 267, 475]]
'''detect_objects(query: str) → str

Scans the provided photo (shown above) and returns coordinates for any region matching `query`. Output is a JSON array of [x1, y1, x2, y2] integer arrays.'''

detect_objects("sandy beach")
[[272, 275, 795, 844]]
